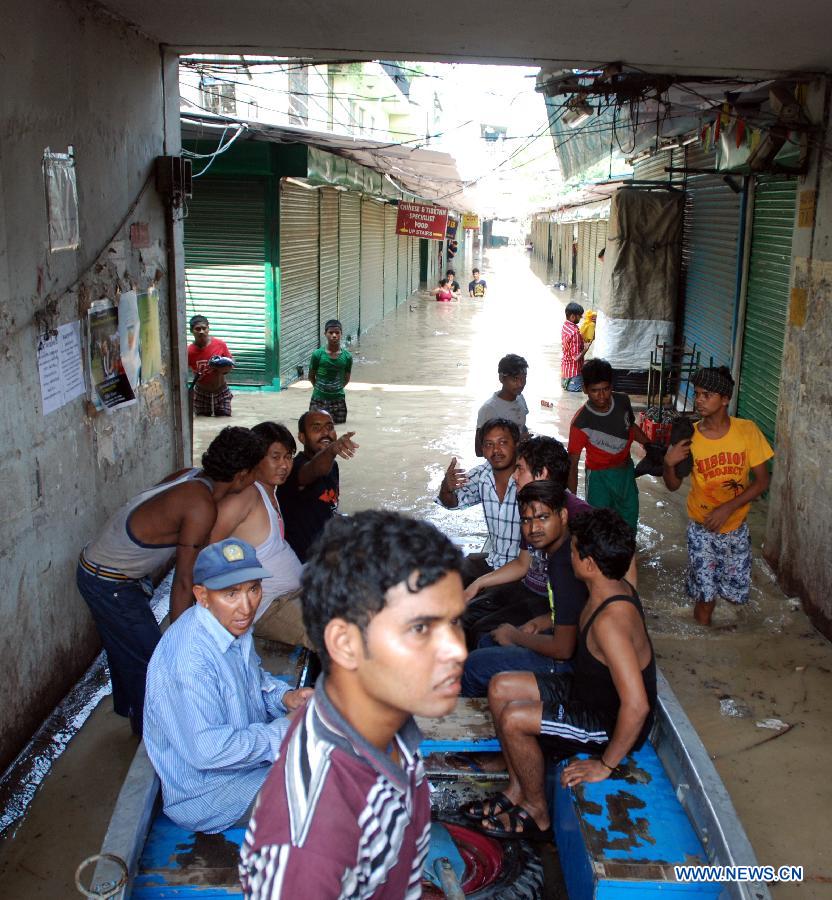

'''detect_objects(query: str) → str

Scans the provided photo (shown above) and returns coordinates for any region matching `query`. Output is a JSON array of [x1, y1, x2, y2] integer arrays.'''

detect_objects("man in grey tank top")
[[77, 427, 267, 735]]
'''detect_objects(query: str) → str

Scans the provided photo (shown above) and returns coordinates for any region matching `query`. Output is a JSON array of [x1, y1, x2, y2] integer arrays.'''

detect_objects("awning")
[[181, 112, 479, 212]]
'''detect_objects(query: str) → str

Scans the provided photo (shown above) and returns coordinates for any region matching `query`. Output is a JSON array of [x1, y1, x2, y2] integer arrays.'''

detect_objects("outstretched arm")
[[297, 433, 359, 487]]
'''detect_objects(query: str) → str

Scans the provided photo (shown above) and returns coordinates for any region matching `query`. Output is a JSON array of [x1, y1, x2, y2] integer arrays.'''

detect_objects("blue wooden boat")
[[80, 669, 771, 900]]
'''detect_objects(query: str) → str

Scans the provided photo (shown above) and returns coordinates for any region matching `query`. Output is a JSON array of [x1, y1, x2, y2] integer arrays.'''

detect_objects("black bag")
[[634, 416, 694, 478]]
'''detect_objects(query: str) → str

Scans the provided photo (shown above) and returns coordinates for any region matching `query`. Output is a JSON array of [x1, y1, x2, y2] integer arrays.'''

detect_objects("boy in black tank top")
[[469, 508, 656, 841]]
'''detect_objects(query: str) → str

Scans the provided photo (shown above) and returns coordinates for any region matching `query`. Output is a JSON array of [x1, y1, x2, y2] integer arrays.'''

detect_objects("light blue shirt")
[[144, 605, 291, 833]]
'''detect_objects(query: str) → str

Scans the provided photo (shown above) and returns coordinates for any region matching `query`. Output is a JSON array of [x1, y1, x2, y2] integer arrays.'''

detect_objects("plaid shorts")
[[685, 520, 752, 605], [193, 384, 233, 416], [309, 396, 347, 424]]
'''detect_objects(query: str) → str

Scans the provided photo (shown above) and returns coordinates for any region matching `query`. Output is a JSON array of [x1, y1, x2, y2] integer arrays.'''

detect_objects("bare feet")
[[694, 600, 715, 626]]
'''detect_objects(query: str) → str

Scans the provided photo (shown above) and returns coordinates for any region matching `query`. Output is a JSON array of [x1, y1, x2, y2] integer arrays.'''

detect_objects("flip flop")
[[459, 791, 513, 823], [477, 806, 551, 843]]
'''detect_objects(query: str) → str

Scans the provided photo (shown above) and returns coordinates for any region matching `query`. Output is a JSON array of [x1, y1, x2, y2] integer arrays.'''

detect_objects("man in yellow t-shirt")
[[663, 366, 773, 626]]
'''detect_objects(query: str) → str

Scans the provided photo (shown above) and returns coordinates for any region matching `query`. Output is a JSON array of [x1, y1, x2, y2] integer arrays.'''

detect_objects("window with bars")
[[200, 77, 236, 115]]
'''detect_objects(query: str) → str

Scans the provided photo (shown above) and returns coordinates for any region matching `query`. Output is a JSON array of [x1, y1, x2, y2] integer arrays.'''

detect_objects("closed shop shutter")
[[279, 180, 320, 385], [561, 225, 573, 285], [591, 220, 608, 305], [410, 238, 420, 292], [588, 222, 599, 300], [579, 223, 592, 296], [383, 204, 398, 314], [397, 234, 409, 304], [184, 176, 272, 385], [360, 199, 385, 332], [736, 175, 797, 444], [681, 146, 742, 368], [319, 188, 339, 330], [337, 192, 361, 342]]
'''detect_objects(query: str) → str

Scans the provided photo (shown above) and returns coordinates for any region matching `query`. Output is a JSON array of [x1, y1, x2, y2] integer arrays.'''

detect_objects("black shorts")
[[534, 673, 612, 759]]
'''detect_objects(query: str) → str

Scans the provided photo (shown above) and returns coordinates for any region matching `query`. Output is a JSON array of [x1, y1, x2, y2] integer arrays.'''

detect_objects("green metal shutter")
[[279, 180, 320, 385], [360, 199, 385, 332], [681, 146, 742, 367], [319, 188, 339, 329], [383, 204, 398, 314], [397, 234, 409, 304], [184, 176, 271, 385], [736, 175, 797, 444], [337, 192, 360, 343]]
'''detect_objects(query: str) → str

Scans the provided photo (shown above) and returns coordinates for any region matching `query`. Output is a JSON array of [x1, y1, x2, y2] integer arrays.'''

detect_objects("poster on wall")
[[445, 214, 459, 240], [138, 287, 163, 383], [36, 321, 86, 415], [88, 300, 136, 411], [395, 202, 448, 240], [118, 290, 142, 390]]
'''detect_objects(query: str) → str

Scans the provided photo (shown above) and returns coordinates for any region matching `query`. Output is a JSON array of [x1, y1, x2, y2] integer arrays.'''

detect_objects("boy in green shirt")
[[308, 319, 353, 424]]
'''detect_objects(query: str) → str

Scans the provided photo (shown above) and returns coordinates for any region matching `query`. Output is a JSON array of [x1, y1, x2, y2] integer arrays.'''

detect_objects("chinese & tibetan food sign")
[[395, 202, 448, 240]]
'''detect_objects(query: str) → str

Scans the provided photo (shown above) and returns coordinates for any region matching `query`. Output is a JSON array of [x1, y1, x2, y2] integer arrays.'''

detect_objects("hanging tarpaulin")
[[395, 201, 448, 240], [462, 213, 480, 229], [595, 189, 685, 369], [43, 146, 80, 252]]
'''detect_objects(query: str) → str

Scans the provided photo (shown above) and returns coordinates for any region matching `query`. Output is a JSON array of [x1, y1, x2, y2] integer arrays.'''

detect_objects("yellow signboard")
[[462, 213, 480, 230]]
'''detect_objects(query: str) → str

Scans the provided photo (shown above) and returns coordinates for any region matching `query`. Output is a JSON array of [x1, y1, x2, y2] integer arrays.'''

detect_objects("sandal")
[[459, 791, 513, 823], [477, 806, 551, 843]]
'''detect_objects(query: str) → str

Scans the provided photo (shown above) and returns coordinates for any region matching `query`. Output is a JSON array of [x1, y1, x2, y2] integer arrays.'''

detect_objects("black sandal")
[[459, 791, 513, 823], [477, 805, 551, 843]]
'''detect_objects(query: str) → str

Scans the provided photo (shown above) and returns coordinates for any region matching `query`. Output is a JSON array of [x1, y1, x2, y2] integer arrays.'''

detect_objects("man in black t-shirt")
[[461, 480, 587, 696], [277, 411, 359, 562]]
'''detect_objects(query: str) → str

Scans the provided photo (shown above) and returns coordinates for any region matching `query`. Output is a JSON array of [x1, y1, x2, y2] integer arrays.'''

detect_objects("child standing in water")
[[308, 319, 352, 424], [663, 366, 773, 626]]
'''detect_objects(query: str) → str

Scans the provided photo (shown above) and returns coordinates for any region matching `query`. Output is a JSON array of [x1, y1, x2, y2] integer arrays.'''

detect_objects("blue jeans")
[[76, 563, 160, 734], [461, 634, 572, 698], [561, 375, 583, 392]]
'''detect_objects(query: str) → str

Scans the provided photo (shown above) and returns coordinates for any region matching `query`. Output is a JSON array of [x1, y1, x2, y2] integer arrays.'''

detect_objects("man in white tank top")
[[77, 427, 268, 735], [211, 422, 310, 647]]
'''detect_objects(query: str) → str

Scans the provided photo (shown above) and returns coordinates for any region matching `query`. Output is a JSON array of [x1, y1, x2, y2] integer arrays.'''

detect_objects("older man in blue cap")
[[143, 538, 313, 834]]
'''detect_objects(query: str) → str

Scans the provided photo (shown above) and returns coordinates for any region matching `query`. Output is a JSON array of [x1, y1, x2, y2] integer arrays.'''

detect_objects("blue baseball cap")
[[193, 539, 270, 590]]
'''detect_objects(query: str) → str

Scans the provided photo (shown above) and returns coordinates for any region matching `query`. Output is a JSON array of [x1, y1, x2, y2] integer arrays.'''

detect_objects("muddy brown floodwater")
[[1, 247, 830, 898]]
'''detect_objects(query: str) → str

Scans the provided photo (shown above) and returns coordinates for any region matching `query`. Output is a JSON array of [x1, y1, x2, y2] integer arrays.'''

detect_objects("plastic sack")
[[579, 309, 597, 343]]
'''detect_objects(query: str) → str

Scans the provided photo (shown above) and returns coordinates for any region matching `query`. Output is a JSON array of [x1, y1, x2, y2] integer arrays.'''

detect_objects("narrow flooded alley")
[[1, 247, 830, 898]]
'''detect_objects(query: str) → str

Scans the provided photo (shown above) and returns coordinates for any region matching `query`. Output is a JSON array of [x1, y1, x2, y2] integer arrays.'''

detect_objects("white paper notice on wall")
[[37, 321, 86, 415]]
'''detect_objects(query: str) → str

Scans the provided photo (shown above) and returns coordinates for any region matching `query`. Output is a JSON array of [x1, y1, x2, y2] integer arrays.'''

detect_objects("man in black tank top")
[[470, 508, 656, 841]]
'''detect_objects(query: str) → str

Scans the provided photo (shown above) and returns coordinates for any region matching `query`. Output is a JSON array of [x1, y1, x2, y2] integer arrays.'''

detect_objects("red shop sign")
[[395, 202, 449, 240]]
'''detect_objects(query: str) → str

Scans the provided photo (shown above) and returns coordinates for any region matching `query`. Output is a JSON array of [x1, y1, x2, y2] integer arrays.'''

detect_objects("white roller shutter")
[[279, 180, 320, 385], [360, 199, 384, 332], [337, 192, 361, 342], [319, 188, 339, 329], [383, 204, 398, 314]]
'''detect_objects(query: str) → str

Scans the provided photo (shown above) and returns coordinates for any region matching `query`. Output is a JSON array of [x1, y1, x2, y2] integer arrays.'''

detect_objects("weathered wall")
[[0, 1, 185, 770], [765, 80, 832, 640]]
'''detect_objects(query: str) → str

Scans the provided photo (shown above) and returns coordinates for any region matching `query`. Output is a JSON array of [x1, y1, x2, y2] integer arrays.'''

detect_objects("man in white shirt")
[[475, 354, 529, 456]]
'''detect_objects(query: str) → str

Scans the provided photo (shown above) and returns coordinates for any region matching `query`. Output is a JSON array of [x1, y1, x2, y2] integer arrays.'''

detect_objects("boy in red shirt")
[[567, 358, 648, 531], [187, 315, 234, 416], [561, 301, 590, 391]]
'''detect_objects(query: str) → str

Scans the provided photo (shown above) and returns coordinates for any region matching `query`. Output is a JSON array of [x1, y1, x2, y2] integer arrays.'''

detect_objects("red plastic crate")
[[639, 414, 673, 445]]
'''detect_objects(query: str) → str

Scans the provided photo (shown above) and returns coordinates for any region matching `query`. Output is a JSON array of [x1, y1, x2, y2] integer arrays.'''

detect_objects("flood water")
[[1, 247, 830, 897]]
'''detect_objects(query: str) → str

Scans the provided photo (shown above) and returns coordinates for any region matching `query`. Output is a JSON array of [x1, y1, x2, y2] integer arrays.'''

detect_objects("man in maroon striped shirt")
[[561, 301, 590, 392], [240, 511, 467, 899]]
